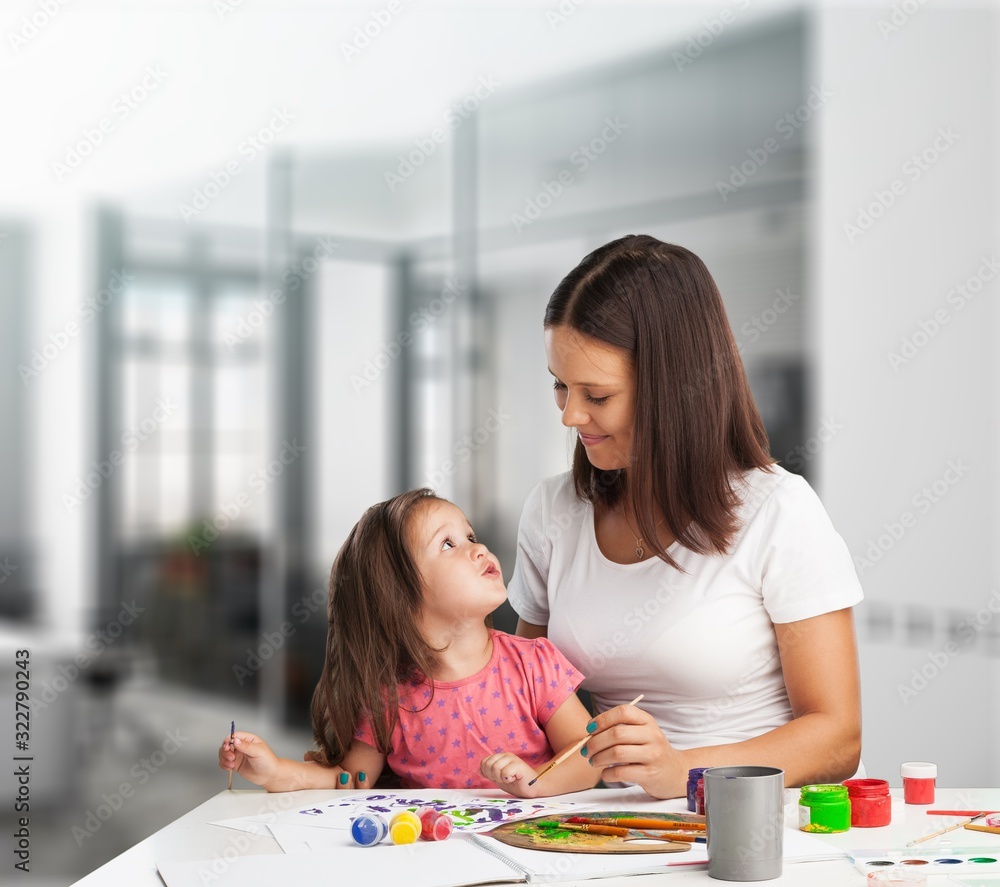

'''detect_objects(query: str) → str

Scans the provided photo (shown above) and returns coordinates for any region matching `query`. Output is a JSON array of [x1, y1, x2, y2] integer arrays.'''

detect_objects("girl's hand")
[[326, 767, 372, 790], [582, 703, 686, 799], [219, 731, 281, 788], [302, 746, 376, 791], [480, 752, 539, 798]]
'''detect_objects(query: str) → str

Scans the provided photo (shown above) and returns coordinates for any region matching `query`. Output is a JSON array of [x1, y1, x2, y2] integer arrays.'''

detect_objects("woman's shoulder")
[[735, 465, 839, 542], [735, 464, 812, 516], [519, 471, 586, 520], [525, 470, 575, 500]]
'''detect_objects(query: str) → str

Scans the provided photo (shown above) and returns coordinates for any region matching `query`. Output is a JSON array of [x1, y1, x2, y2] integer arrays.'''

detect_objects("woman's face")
[[544, 325, 636, 471]]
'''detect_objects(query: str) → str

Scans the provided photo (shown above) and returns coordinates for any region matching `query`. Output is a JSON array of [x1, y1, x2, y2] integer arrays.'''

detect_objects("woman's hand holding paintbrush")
[[528, 694, 645, 787], [577, 693, 690, 799]]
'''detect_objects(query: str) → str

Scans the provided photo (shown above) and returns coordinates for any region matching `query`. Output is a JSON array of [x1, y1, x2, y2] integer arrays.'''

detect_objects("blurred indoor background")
[[0, 1, 997, 883]]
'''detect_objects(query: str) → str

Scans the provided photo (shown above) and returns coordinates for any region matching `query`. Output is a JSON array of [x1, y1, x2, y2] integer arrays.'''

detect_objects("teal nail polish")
[[579, 745, 588, 757], [339, 772, 349, 785], [358, 771, 367, 782], [586, 721, 597, 734]]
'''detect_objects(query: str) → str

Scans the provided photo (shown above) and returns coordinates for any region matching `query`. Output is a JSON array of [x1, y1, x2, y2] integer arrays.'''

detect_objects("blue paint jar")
[[687, 768, 708, 812], [351, 813, 389, 846]]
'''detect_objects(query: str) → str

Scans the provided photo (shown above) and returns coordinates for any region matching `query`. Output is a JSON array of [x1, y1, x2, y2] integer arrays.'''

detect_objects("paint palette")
[[854, 850, 1000, 877], [487, 810, 705, 855]]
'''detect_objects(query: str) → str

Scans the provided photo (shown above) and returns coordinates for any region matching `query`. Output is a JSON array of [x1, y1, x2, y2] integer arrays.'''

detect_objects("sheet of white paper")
[[208, 815, 277, 836], [266, 823, 327, 853]]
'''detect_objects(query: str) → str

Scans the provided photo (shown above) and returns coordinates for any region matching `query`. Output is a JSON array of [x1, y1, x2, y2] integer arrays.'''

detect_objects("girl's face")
[[409, 499, 507, 628], [544, 325, 636, 472]]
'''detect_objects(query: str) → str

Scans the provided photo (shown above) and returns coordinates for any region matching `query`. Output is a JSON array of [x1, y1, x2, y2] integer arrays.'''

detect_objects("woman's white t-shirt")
[[506, 465, 864, 751]]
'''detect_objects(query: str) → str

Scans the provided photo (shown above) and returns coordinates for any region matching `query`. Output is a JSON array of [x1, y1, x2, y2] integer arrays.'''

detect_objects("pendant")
[[635, 543, 644, 559]]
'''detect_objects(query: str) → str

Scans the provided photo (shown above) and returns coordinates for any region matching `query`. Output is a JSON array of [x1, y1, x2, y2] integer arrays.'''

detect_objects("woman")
[[508, 234, 863, 800]]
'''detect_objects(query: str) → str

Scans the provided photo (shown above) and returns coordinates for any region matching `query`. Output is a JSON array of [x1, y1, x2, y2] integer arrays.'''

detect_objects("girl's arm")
[[222, 732, 386, 792], [582, 608, 862, 799], [480, 693, 601, 798], [333, 740, 386, 790]]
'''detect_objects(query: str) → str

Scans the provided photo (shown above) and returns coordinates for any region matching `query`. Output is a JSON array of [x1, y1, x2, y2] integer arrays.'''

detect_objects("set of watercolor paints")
[[855, 849, 1000, 881]]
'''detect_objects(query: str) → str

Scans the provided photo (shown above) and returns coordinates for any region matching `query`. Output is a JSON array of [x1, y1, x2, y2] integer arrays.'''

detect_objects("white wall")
[[816, 5, 999, 785]]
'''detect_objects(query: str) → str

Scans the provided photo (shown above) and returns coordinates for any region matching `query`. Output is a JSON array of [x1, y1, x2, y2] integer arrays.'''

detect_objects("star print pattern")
[[353, 631, 582, 789]]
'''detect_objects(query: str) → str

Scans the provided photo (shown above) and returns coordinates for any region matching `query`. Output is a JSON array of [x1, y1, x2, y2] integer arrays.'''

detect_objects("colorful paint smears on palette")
[[296, 792, 580, 832], [488, 811, 705, 855]]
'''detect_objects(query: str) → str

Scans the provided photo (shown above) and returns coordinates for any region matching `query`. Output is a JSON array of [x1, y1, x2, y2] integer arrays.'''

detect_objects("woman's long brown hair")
[[545, 234, 773, 569], [310, 488, 444, 765]]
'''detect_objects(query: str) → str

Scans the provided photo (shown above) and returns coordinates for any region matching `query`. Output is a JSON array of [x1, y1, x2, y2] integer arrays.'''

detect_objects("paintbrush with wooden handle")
[[528, 694, 644, 786]]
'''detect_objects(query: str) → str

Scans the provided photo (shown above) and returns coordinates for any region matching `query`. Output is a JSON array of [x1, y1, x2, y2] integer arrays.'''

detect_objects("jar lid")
[[900, 761, 937, 778], [843, 778, 890, 796], [800, 783, 849, 802]]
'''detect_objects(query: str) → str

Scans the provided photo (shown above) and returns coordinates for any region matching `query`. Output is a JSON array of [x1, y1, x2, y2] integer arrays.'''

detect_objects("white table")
[[70, 786, 1000, 885]]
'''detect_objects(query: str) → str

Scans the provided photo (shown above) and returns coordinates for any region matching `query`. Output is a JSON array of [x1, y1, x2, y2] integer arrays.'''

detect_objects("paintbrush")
[[965, 823, 1000, 836], [637, 832, 706, 844], [928, 810, 999, 816], [567, 816, 706, 831], [528, 694, 644, 786], [907, 812, 987, 846], [537, 820, 631, 837], [536, 821, 702, 843], [227, 720, 235, 790]]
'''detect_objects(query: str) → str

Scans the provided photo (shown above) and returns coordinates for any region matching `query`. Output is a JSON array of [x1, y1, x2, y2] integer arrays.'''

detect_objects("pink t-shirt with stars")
[[354, 630, 583, 789]]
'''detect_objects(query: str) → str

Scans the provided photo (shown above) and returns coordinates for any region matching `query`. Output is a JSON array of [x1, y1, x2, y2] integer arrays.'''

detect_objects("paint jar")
[[389, 810, 422, 844], [798, 784, 851, 833], [350, 814, 388, 846], [416, 807, 453, 841], [687, 768, 708, 812], [901, 762, 936, 805], [843, 778, 892, 828], [695, 777, 705, 815]]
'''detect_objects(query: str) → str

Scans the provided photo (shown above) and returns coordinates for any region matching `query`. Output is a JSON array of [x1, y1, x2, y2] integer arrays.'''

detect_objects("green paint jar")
[[798, 784, 851, 833]]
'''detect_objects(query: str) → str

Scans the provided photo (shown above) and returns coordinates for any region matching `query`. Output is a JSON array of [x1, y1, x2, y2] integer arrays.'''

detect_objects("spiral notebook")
[[157, 827, 844, 887], [157, 836, 682, 886]]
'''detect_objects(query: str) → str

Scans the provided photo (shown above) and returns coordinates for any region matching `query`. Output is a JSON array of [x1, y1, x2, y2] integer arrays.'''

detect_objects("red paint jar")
[[901, 762, 936, 805], [843, 778, 892, 827], [416, 807, 453, 841], [695, 778, 705, 815]]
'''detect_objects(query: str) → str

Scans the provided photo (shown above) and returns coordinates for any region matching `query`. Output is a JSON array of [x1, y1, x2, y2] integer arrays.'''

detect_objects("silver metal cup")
[[704, 765, 785, 881]]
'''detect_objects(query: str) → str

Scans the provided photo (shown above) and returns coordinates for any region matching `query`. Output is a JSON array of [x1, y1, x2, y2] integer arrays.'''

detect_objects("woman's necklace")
[[620, 508, 663, 561]]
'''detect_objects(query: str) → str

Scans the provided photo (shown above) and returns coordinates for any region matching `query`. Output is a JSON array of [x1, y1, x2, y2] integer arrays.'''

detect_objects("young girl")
[[218, 488, 602, 797]]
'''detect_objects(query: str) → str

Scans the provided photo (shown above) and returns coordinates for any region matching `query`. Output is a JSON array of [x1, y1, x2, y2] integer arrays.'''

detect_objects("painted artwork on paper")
[[293, 791, 583, 832]]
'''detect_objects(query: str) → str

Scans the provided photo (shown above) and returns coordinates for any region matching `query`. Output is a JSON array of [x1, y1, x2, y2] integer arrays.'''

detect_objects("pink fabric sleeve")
[[529, 636, 585, 726], [353, 712, 376, 749]]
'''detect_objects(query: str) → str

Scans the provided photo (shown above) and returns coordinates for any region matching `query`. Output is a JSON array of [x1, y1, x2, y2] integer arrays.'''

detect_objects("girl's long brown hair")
[[545, 234, 773, 569], [310, 488, 444, 765]]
